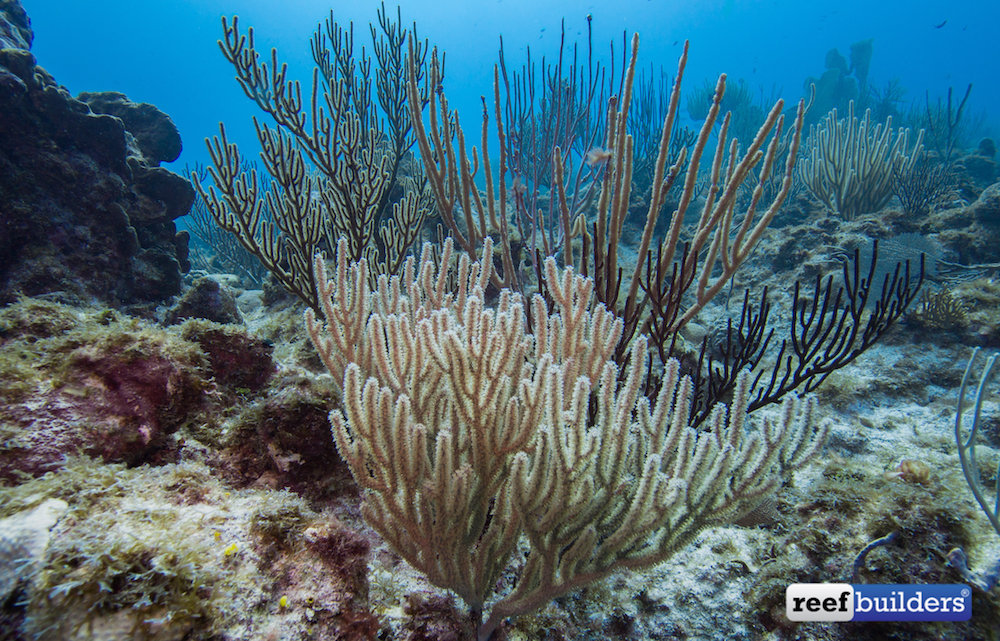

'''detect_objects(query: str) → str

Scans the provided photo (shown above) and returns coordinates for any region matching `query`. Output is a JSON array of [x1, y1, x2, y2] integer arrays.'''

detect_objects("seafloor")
[[3, 166, 1000, 641]]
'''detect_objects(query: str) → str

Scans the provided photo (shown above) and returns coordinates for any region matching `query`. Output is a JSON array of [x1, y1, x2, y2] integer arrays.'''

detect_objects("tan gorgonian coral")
[[799, 101, 924, 220], [193, 11, 435, 313], [408, 33, 807, 355], [909, 287, 968, 331], [306, 238, 827, 639]]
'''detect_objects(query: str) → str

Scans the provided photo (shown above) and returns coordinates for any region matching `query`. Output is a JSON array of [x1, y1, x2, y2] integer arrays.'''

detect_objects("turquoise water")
[[21, 0, 998, 169]]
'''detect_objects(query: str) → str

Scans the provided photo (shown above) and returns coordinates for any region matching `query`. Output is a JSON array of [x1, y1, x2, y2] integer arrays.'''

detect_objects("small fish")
[[585, 147, 613, 168], [934, 20, 947, 28]]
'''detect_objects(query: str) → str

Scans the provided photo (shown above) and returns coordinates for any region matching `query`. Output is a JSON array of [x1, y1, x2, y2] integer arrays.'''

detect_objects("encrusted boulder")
[[963, 154, 998, 187], [0, 300, 214, 480], [167, 276, 243, 325]]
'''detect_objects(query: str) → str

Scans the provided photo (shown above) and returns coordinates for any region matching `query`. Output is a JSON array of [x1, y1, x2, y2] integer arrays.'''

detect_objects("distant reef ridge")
[[0, 0, 193, 309]]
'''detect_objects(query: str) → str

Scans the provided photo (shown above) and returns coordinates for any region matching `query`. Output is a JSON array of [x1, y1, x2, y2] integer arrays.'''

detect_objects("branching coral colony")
[[304, 28, 831, 639], [193, 4, 436, 313], [307, 238, 827, 640], [409, 34, 806, 347], [179, 3, 948, 636]]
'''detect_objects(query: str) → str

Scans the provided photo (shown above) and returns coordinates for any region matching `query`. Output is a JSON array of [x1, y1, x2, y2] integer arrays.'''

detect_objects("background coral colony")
[[2, 0, 1000, 640]]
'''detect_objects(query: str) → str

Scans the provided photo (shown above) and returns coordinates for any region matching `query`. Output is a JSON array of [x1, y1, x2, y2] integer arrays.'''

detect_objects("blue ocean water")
[[20, 0, 999, 172]]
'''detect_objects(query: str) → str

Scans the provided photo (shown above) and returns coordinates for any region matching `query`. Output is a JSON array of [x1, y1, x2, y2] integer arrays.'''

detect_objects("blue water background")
[[20, 0, 1000, 171]]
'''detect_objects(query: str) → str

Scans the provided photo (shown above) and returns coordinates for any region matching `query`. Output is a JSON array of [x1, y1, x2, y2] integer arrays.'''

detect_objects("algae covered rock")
[[168, 277, 243, 325], [0, 300, 213, 479]]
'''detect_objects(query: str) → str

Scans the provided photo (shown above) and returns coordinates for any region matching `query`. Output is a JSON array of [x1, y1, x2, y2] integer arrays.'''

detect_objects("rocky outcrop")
[[971, 183, 1000, 228], [0, 0, 192, 308], [80, 90, 184, 166], [0, 0, 31, 50]]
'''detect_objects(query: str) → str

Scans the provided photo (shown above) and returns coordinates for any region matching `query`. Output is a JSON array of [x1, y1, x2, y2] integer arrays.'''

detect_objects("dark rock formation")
[[80, 91, 183, 165], [179, 320, 275, 394], [962, 153, 998, 187], [0, 0, 192, 308], [0, 0, 31, 50]]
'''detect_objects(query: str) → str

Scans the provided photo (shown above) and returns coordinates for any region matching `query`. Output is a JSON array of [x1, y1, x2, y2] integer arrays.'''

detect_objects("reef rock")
[[0, 300, 214, 480], [0, 499, 67, 602], [963, 154, 998, 187], [971, 183, 1000, 228], [80, 91, 183, 166], [0, 0, 31, 50], [0, 3, 192, 308], [167, 277, 243, 325]]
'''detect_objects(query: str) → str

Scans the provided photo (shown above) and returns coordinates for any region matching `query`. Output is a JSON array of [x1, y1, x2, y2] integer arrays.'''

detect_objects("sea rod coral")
[[306, 237, 827, 639]]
